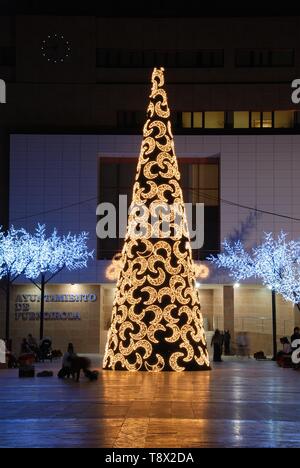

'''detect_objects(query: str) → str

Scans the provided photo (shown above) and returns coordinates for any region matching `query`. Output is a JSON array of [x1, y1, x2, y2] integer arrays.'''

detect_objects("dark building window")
[[235, 49, 294, 67], [177, 50, 197, 67], [117, 111, 177, 129], [117, 111, 145, 129], [97, 157, 220, 261], [271, 50, 294, 67], [181, 158, 220, 260], [96, 49, 224, 68], [0, 47, 15, 66], [198, 49, 224, 67]]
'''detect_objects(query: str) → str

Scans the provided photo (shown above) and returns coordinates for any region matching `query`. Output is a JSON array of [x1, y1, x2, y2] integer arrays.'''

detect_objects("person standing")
[[211, 329, 223, 362], [20, 338, 31, 355], [27, 334, 38, 354]]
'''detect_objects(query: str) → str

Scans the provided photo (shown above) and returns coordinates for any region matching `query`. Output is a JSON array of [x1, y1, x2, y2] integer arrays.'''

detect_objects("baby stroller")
[[39, 338, 53, 362]]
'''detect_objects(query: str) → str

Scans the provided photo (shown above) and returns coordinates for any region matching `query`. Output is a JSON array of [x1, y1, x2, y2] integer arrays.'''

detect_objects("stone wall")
[[0, 284, 101, 355], [0, 282, 298, 358]]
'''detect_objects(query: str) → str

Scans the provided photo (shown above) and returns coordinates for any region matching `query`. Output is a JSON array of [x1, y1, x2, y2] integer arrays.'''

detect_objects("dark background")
[[1, 3, 300, 247], [0, 1, 297, 17]]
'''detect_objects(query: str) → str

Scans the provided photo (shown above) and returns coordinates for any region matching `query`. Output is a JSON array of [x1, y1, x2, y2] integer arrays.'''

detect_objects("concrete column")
[[223, 286, 235, 337]]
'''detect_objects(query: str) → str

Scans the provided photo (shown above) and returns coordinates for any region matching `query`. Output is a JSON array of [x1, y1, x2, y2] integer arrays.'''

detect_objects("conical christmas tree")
[[103, 68, 210, 371]]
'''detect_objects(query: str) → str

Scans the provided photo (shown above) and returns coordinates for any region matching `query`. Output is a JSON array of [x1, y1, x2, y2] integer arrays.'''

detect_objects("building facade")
[[1, 14, 300, 355]]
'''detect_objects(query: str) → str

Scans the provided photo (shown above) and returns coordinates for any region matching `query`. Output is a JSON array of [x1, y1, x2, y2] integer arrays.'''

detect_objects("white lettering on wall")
[[0, 339, 6, 364], [291, 79, 300, 104], [0, 79, 6, 104]]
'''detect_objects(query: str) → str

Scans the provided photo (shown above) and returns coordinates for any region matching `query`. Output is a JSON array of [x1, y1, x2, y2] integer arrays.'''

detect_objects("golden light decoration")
[[105, 253, 124, 281], [194, 263, 210, 280], [103, 68, 210, 372]]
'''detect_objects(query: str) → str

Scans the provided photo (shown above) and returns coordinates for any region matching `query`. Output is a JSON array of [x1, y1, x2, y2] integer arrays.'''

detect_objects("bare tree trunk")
[[272, 289, 277, 360], [39, 273, 45, 340], [5, 275, 10, 342]]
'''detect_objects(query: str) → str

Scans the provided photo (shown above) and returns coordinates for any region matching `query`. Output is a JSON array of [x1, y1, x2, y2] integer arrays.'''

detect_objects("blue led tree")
[[0, 226, 34, 341], [25, 224, 93, 340], [208, 231, 300, 358]]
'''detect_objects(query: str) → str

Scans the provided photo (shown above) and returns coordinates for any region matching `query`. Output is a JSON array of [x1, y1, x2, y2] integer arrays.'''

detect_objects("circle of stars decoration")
[[41, 34, 71, 64], [103, 68, 211, 372]]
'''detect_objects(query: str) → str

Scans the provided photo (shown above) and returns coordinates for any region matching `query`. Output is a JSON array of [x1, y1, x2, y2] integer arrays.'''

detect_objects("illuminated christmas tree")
[[103, 68, 210, 371]]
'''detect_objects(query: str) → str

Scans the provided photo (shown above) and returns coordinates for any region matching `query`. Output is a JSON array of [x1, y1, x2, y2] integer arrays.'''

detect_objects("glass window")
[[271, 50, 294, 67], [130, 50, 144, 67], [236, 50, 251, 67], [193, 112, 203, 128], [0, 47, 15, 66], [251, 112, 273, 128], [251, 112, 262, 128], [96, 48, 225, 69], [117, 111, 138, 128], [143, 50, 156, 67], [234, 111, 249, 129], [262, 112, 272, 128], [257, 50, 270, 67], [178, 50, 197, 67], [195, 164, 218, 190], [274, 111, 294, 128], [165, 50, 177, 67], [204, 112, 225, 129], [96, 49, 108, 67], [184, 160, 220, 259], [107, 50, 120, 67], [211, 50, 224, 67], [119, 51, 131, 67], [199, 50, 224, 67], [182, 112, 192, 128], [252, 51, 261, 67], [98, 158, 220, 260], [155, 50, 168, 67], [236, 49, 294, 68]]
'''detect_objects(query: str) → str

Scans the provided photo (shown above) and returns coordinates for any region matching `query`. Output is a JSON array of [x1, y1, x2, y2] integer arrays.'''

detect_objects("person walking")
[[211, 329, 223, 362]]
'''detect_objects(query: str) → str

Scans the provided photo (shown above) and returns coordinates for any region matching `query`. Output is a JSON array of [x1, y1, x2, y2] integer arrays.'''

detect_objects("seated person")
[[19, 338, 36, 366], [277, 337, 292, 367], [58, 343, 77, 379]]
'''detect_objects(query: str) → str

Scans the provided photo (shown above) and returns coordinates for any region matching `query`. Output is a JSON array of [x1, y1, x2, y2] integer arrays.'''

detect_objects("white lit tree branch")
[[24, 224, 94, 339], [0, 226, 34, 341], [208, 232, 300, 305], [208, 232, 300, 358]]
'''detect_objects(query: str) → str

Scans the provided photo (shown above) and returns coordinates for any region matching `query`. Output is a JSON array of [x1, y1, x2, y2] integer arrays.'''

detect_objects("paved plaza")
[[0, 360, 300, 448]]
